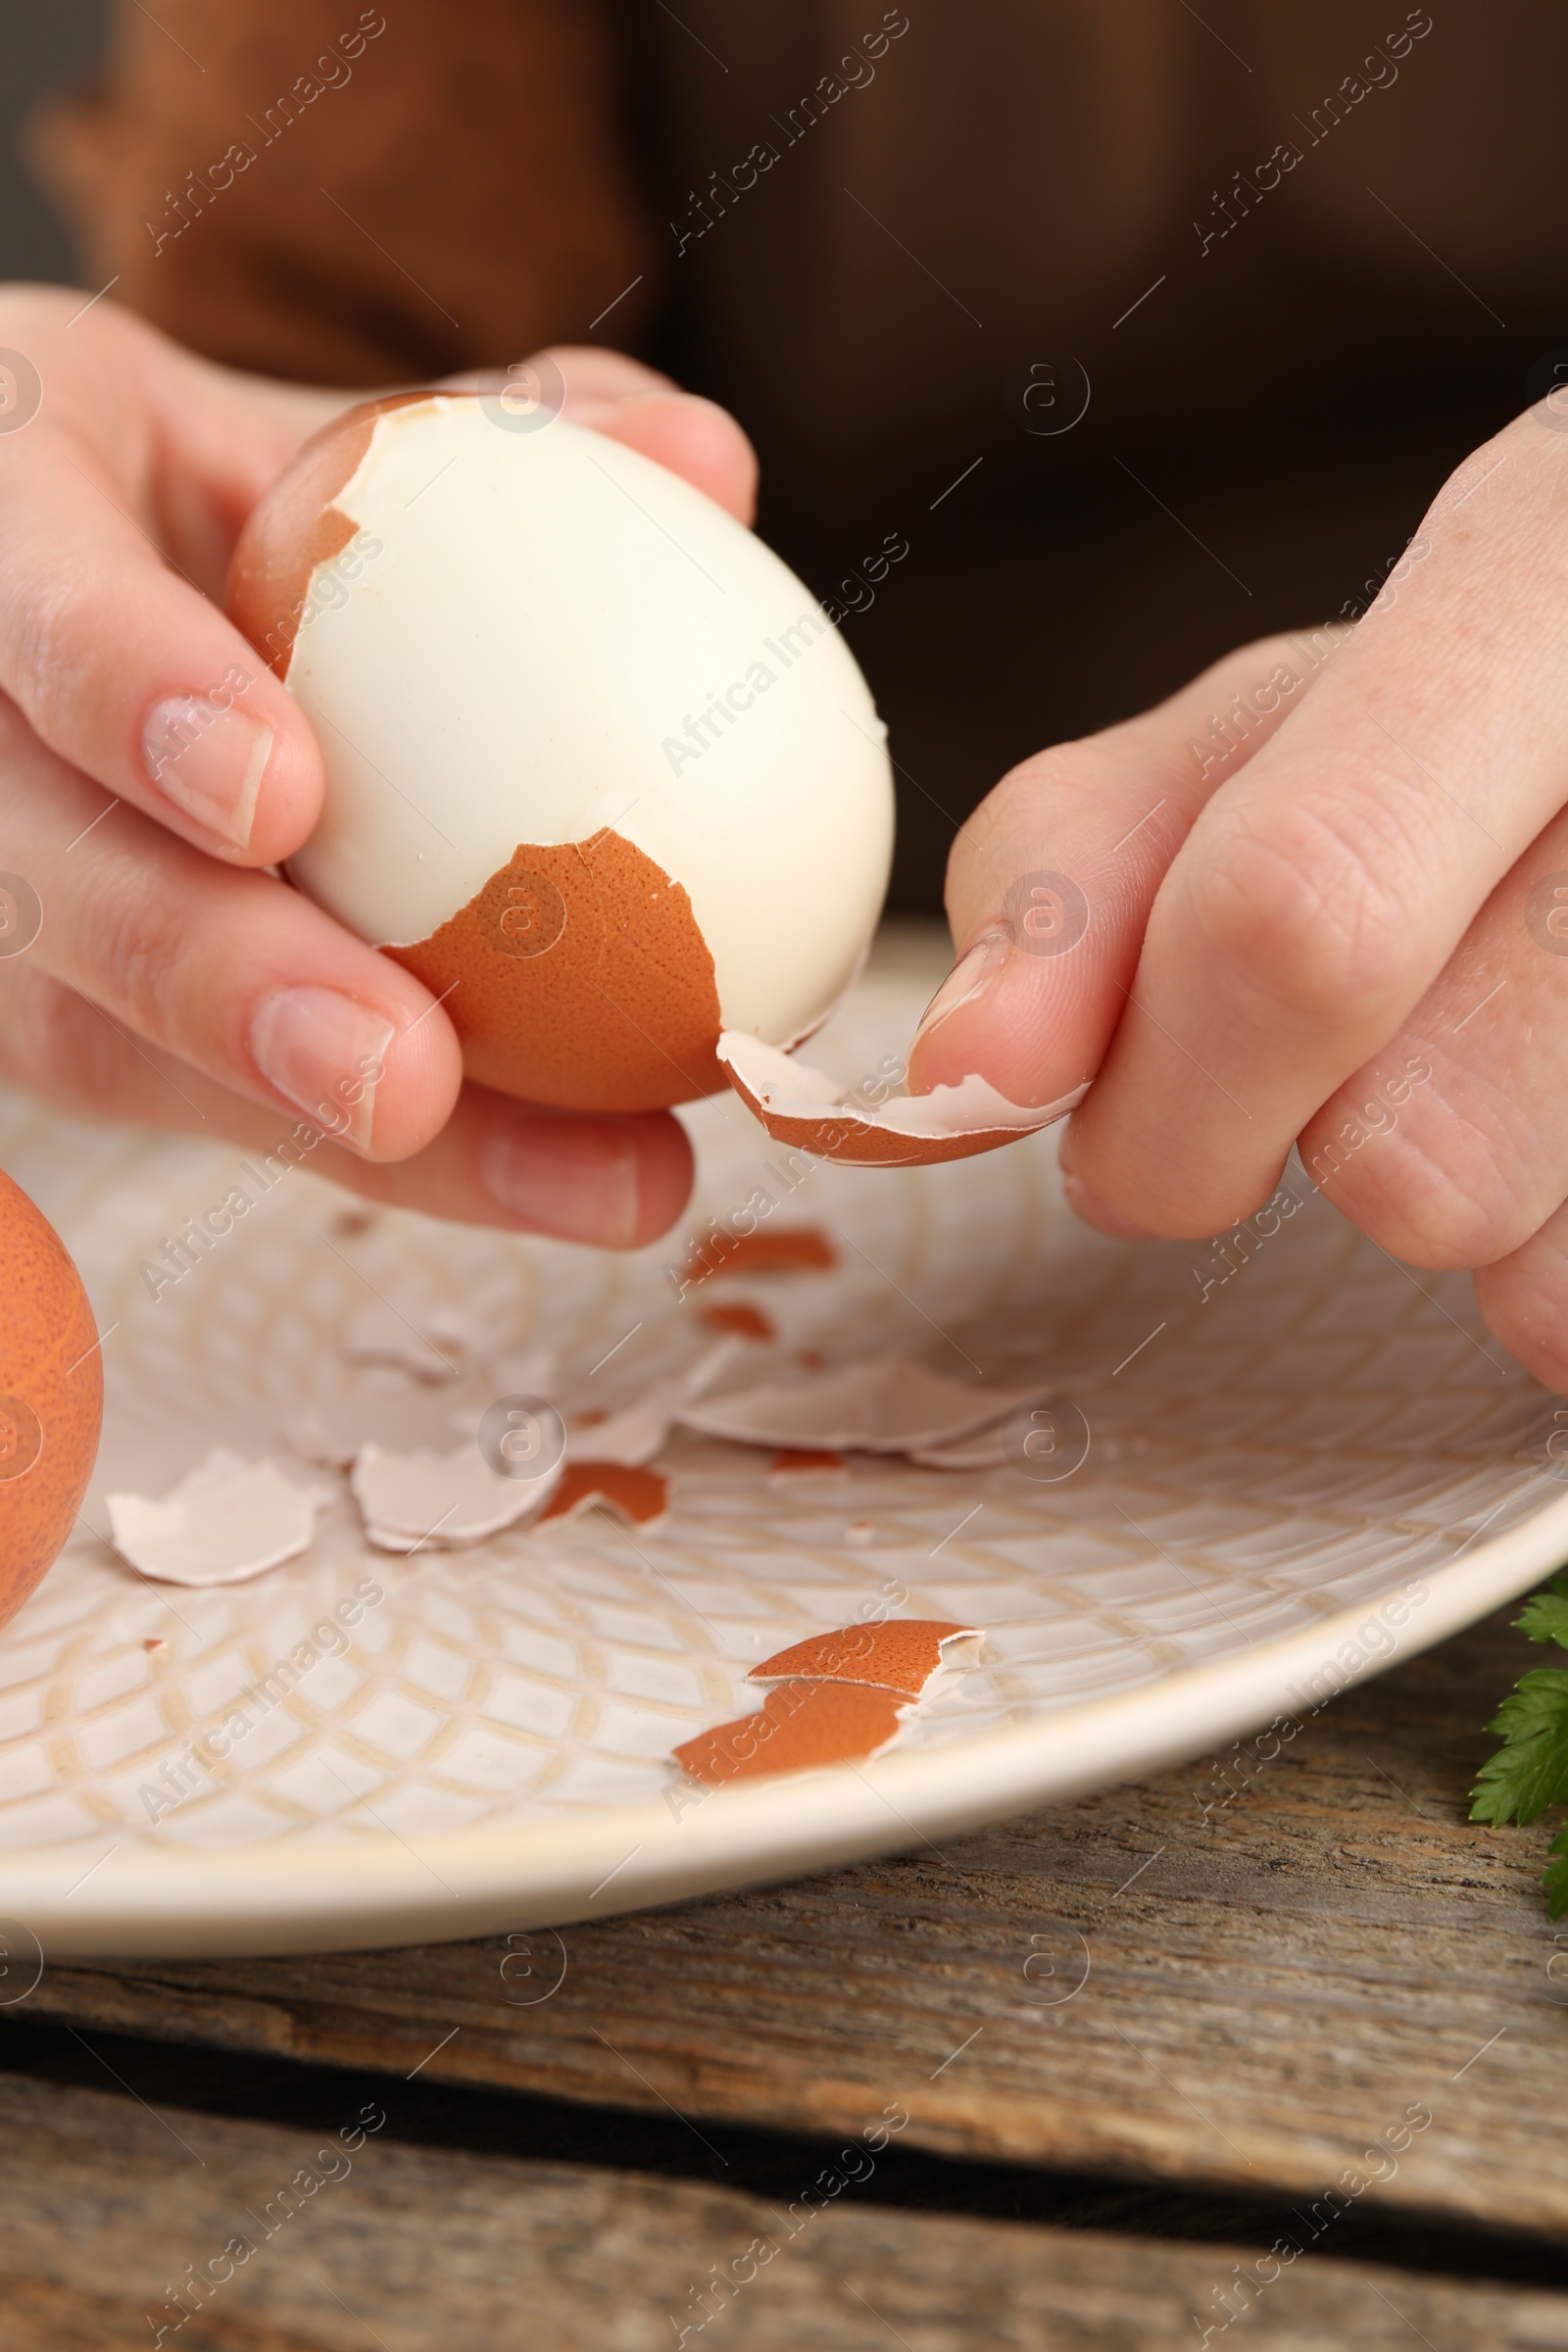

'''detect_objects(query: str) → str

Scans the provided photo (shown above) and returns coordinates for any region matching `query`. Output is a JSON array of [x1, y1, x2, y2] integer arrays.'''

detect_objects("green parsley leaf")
[[1471, 1575, 1568, 1920], [1513, 1572, 1568, 1655], [1470, 1669, 1568, 1826]]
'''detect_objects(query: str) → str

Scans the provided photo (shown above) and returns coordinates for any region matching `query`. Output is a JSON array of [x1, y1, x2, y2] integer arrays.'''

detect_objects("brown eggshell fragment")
[[716, 1228, 836, 1274], [750, 1618, 981, 1699], [718, 1032, 1089, 1168], [672, 1678, 906, 1787], [767, 1447, 847, 1479], [679, 1228, 838, 1295], [227, 392, 437, 677], [0, 1166, 103, 1626], [538, 1461, 669, 1528], [700, 1302, 776, 1344], [386, 835, 723, 1111]]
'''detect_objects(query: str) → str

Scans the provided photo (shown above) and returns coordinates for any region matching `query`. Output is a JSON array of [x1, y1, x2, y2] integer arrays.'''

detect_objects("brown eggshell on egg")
[[385, 836, 722, 1112], [0, 1166, 103, 1627], [226, 392, 436, 678]]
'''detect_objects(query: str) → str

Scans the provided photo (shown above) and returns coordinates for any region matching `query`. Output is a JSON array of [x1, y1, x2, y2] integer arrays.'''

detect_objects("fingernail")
[[249, 987, 395, 1152], [143, 697, 273, 852], [911, 921, 1015, 1049], [568, 387, 665, 427], [566, 391, 623, 427], [1060, 1170, 1151, 1241], [482, 1114, 641, 1247]]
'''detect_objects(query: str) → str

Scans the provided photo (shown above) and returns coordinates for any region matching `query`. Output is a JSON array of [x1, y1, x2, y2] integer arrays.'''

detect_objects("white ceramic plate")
[[2, 926, 1565, 1959]]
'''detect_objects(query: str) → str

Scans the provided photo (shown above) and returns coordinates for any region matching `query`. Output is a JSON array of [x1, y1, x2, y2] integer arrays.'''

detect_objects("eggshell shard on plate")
[[908, 1427, 1013, 1470], [767, 1447, 848, 1480], [566, 1338, 740, 1468], [683, 1226, 838, 1282], [699, 1301, 775, 1344], [679, 1355, 1042, 1455], [672, 1678, 907, 1787], [669, 1221, 838, 1306], [538, 1461, 670, 1530], [0, 1166, 103, 1626], [227, 393, 895, 1112], [351, 1440, 563, 1551], [717, 1033, 1090, 1167], [909, 1399, 1066, 1470], [107, 1452, 328, 1586], [750, 1619, 982, 1698]]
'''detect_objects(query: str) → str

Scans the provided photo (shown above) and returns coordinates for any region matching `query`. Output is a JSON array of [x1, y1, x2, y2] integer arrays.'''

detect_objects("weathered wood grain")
[[14, 1606, 1568, 2236], [2, 2072, 1564, 2352]]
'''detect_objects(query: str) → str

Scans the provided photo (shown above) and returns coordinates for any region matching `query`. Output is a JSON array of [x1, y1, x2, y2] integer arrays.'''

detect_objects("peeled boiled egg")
[[0, 1167, 103, 1624], [227, 392, 895, 1111]]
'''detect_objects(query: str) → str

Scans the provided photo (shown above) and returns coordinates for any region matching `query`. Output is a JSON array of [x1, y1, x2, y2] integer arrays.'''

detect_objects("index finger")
[[0, 428, 326, 863], [906, 628, 1347, 1108]]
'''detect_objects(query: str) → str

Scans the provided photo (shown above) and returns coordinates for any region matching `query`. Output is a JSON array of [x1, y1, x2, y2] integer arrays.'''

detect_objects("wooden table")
[[3, 1599, 1566, 2348]]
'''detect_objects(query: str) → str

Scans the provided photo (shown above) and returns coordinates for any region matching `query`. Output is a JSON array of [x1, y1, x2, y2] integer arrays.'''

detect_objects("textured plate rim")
[[10, 1489, 1567, 1958]]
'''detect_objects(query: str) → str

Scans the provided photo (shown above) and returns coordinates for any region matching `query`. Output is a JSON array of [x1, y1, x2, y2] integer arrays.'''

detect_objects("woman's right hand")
[[0, 288, 756, 1243]]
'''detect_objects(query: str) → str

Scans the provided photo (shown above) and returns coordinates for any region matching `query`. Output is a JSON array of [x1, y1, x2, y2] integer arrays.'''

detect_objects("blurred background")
[[0, 2, 103, 283], [4, 2, 1564, 913]]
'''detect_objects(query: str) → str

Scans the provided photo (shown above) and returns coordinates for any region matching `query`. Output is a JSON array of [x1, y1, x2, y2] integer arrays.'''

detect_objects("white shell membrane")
[[284, 399, 896, 1044]]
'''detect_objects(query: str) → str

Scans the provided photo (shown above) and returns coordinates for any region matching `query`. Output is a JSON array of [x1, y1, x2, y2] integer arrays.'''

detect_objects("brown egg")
[[0, 1168, 103, 1626]]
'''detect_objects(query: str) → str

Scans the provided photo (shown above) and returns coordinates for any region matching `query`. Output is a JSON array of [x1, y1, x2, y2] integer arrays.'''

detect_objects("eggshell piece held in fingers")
[[717, 1032, 1090, 1168], [0, 1167, 103, 1625], [226, 393, 895, 1112]]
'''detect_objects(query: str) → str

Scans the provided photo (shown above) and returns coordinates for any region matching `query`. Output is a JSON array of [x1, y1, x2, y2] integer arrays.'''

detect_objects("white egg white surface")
[[284, 399, 895, 1044]]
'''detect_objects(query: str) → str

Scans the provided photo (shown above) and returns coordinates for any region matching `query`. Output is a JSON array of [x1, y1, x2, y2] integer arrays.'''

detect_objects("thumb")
[[906, 629, 1348, 1123]]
